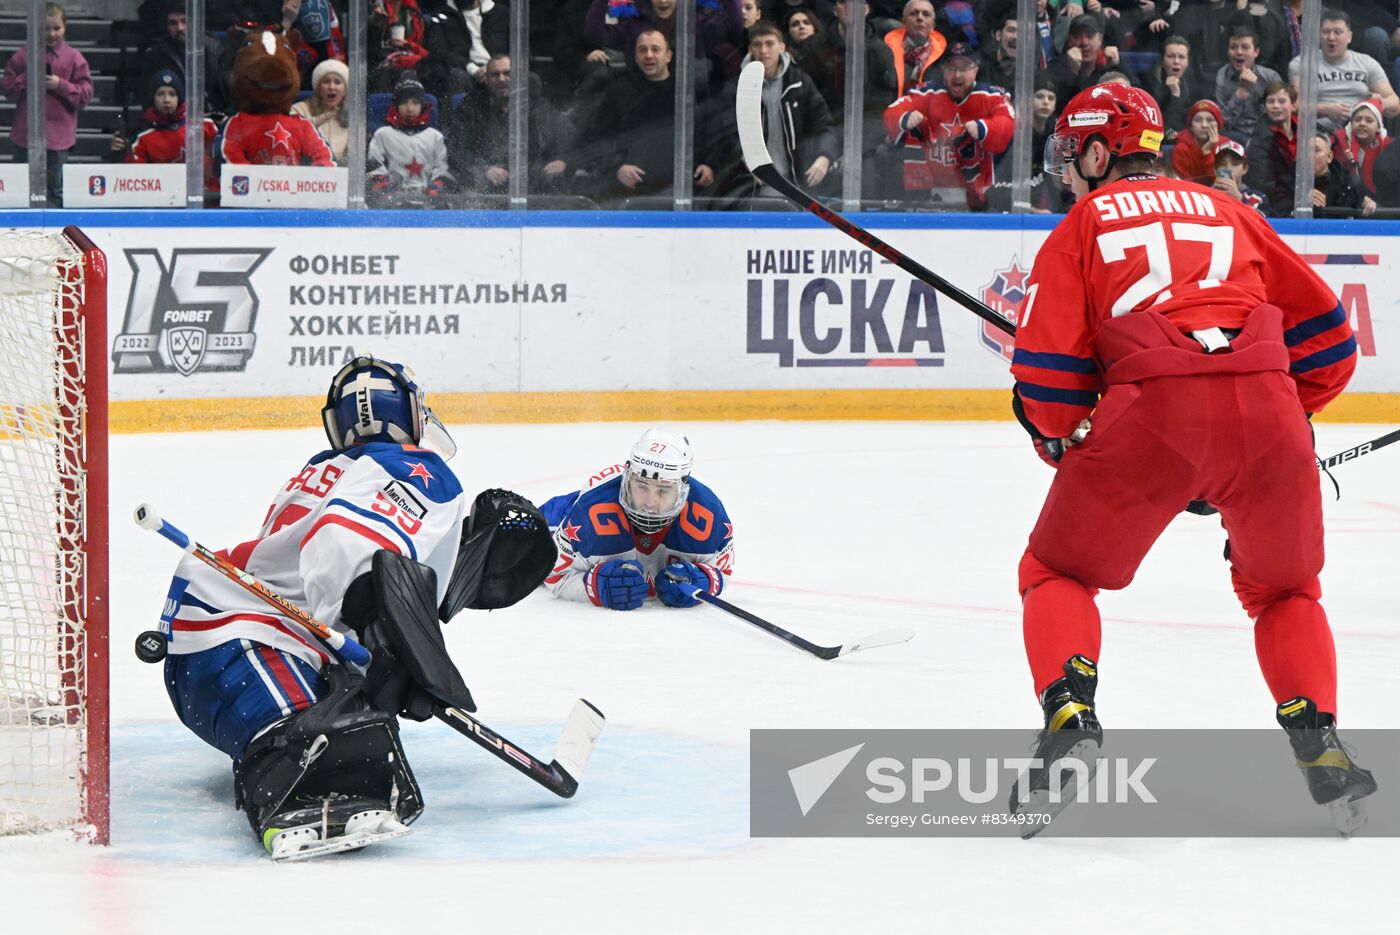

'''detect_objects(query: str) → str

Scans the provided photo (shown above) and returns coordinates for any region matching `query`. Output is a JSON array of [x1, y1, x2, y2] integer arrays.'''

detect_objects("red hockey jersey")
[[883, 83, 1014, 208], [220, 111, 334, 166], [1012, 174, 1355, 438]]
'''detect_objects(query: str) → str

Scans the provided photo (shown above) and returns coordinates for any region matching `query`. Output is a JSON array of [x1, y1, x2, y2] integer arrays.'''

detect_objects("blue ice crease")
[[110, 720, 749, 863]]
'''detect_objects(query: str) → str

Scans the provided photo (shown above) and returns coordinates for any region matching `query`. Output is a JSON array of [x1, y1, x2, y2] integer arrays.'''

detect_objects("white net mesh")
[[0, 231, 90, 835]]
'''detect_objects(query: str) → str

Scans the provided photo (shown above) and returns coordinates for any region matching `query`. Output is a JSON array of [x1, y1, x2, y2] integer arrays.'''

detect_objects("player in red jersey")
[[1005, 82, 1375, 835]]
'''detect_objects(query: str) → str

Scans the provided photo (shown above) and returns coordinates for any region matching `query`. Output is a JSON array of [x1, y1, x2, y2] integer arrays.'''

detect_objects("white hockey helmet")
[[621, 429, 693, 533]]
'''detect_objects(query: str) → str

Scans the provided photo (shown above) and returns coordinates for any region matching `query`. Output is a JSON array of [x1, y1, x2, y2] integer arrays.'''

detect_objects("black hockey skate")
[[261, 794, 412, 863], [1008, 655, 1103, 839], [1276, 697, 1378, 837]]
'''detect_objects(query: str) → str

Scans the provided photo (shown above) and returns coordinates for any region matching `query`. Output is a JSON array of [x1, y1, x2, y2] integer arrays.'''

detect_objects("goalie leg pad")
[[234, 666, 424, 842], [355, 550, 477, 719], [439, 488, 557, 619]]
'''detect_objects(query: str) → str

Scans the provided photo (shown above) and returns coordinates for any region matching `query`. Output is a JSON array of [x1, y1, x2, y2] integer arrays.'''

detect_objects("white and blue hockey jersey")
[[542, 469, 734, 606], [159, 442, 467, 670]]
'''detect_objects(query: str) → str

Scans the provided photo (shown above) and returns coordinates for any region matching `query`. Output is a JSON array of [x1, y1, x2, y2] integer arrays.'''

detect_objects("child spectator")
[[1310, 131, 1372, 215], [368, 73, 454, 202], [1330, 96, 1391, 202], [1171, 98, 1222, 184], [1251, 79, 1298, 216], [0, 2, 92, 205], [108, 68, 216, 177], [291, 59, 350, 164], [1212, 137, 1267, 213]]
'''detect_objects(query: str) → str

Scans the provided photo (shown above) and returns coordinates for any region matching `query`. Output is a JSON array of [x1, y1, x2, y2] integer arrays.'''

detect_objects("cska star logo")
[[978, 258, 1027, 362], [560, 519, 582, 543], [407, 462, 434, 486]]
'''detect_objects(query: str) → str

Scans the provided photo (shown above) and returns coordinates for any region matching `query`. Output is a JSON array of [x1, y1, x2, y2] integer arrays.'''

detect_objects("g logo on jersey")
[[114, 248, 270, 375]]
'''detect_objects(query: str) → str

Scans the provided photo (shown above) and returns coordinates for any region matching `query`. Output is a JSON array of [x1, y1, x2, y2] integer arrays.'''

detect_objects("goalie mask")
[[620, 429, 693, 534], [322, 356, 456, 459]]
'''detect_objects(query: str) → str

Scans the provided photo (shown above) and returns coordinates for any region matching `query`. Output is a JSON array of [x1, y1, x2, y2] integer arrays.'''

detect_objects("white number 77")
[[1095, 221, 1233, 317]]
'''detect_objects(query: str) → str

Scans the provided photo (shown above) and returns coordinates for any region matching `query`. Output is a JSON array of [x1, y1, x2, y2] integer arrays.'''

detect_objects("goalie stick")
[[134, 503, 373, 667], [734, 60, 1014, 337], [684, 583, 913, 660], [133, 503, 604, 799]]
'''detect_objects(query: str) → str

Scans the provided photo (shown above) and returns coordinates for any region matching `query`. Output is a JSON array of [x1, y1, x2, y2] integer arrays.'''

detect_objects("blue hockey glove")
[[656, 561, 722, 609], [588, 560, 648, 611]]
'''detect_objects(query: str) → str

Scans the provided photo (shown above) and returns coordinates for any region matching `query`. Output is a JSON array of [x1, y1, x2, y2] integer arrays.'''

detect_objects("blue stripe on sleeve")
[[324, 498, 418, 560], [1012, 349, 1100, 374], [1016, 382, 1100, 407], [1283, 304, 1347, 347], [1290, 335, 1357, 374]]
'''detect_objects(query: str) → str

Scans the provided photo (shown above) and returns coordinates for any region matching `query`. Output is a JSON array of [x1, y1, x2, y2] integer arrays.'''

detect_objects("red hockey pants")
[[1019, 307, 1337, 714]]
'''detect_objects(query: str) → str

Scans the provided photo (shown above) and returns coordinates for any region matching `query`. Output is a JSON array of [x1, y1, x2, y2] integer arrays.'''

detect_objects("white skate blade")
[[1016, 739, 1100, 840], [268, 811, 412, 863], [1329, 796, 1368, 838]]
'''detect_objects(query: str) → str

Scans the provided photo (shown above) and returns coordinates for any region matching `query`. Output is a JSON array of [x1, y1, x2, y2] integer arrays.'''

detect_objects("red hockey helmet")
[[1044, 83, 1165, 181]]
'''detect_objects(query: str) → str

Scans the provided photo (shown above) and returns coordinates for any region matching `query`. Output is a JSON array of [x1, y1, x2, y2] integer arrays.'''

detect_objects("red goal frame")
[[58, 225, 109, 844]]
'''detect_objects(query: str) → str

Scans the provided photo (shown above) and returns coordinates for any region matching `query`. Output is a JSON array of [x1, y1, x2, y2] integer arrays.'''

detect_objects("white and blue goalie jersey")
[[159, 442, 467, 669]]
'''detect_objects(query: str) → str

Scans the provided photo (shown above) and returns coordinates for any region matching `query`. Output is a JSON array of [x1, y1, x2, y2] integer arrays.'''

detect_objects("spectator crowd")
[[9, 0, 1400, 215]]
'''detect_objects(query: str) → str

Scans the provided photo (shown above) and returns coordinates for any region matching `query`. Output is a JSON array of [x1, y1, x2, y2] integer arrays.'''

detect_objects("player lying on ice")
[[540, 429, 734, 611], [153, 356, 555, 861], [1007, 82, 1376, 836]]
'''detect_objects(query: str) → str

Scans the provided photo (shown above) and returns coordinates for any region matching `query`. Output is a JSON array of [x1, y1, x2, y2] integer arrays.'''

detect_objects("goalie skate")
[[263, 797, 413, 863]]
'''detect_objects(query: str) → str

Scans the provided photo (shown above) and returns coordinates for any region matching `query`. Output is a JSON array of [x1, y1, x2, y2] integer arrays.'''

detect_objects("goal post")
[[0, 225, 109, 844]]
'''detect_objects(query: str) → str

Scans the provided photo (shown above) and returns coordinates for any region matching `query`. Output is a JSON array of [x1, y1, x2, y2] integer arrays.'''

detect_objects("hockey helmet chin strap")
[[1073, 135, 1117, 192]]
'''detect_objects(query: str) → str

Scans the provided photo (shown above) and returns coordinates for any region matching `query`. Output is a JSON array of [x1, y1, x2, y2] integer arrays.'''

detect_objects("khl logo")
[[113, 248, 270, 376]]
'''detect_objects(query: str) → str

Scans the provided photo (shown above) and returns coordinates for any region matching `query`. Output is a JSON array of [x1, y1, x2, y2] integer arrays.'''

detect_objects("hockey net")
[[0, 226, 109, 843]]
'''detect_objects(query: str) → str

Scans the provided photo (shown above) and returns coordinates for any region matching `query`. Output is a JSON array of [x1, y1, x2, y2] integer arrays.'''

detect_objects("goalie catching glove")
[[438, 488, 556, 620]]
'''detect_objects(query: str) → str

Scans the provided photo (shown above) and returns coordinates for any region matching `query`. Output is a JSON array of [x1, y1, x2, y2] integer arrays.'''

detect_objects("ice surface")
[[3, 421, 1396, 933]]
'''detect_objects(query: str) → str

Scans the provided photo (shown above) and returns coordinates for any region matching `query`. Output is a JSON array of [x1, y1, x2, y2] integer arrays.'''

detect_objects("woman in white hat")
[[292, 58, 350, 165]]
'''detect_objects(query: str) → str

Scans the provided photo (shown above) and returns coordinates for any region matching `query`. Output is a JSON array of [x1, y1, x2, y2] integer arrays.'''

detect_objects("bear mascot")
[[220, 26, 335, 167]]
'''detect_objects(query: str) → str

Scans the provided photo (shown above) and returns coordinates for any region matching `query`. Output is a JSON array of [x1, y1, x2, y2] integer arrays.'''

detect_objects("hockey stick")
[[735, 60, 1015, 337], [1317, 427, 1400, 470], [134, 503, 372, 667], [433, 700, 605, 799], [690, 587, 913, 660], [133, 503, 605, 798]]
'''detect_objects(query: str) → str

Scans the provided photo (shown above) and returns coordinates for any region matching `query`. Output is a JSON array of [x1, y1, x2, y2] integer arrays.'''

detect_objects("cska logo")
[[978, 258, 1028, 362]]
